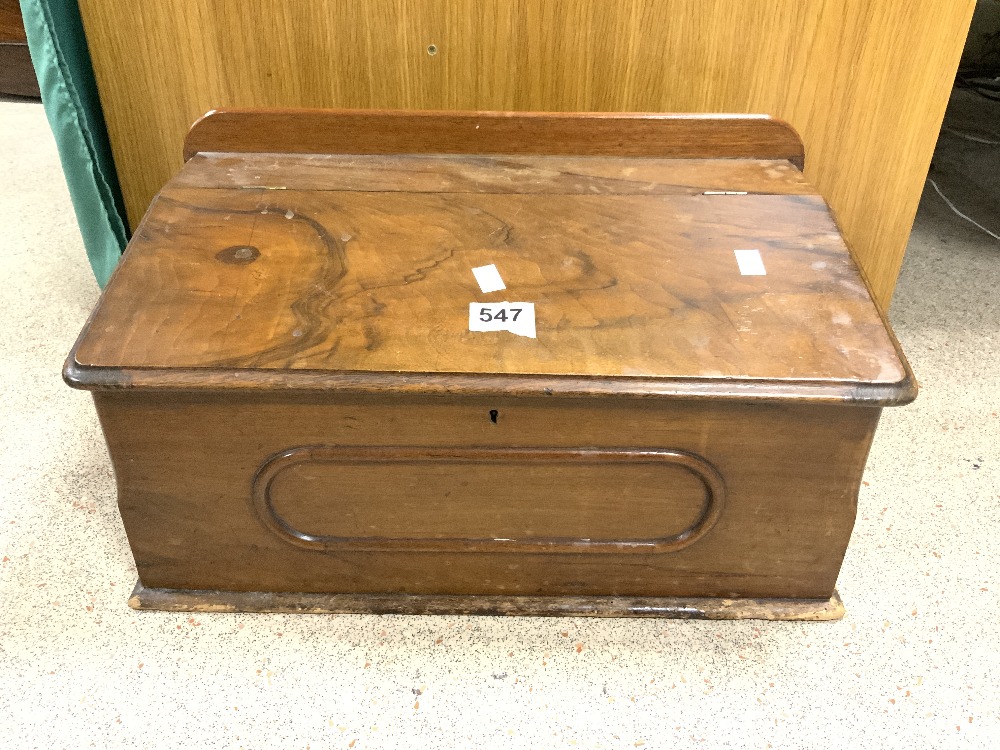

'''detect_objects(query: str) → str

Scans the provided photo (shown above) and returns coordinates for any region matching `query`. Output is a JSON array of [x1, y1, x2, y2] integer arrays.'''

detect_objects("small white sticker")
[[469, 302, 536, 338], [471, 264, 506, 293], [734, 249, 767, 276]]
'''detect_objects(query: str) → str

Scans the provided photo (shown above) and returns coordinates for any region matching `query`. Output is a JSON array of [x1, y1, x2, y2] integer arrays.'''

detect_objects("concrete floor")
[[0, 92, 997, 749]]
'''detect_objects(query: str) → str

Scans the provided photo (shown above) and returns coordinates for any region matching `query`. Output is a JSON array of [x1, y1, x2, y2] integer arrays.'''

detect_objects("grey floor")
[[1, 92, 997, 749]]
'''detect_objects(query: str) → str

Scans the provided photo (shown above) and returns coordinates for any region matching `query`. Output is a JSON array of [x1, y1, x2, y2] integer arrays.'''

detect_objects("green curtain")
[[20, 0, 127, 288]]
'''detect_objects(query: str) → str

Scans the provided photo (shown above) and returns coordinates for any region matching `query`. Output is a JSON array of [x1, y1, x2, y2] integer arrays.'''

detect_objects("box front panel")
[[95, 392, 880, 599]]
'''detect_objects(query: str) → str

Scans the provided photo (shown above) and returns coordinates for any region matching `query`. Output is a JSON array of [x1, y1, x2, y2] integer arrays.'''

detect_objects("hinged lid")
[[66, 110, 915, 405]]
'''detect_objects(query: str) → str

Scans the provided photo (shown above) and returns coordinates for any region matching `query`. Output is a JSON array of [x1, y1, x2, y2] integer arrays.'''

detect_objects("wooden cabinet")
[[0, 0, 39, 98], [77, 0, 974, 306]]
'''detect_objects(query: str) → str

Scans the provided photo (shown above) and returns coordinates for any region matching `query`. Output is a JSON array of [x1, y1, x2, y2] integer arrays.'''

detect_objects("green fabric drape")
[[20, 0, 127, 287]]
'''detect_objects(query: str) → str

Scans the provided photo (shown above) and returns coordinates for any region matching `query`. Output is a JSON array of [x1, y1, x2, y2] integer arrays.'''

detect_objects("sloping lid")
[[67, 153, 915, 404]]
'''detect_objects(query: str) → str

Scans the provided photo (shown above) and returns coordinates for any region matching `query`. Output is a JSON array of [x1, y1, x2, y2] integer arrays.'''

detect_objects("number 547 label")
[[469, 302, 536, 338]]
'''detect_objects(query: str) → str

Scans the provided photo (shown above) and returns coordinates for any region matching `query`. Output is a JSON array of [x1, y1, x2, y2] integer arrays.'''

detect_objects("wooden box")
[[65, 110, 916, 620]]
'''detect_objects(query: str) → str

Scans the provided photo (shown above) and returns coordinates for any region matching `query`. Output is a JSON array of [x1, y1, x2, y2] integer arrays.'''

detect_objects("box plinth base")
[[128, 581, 845, 621]]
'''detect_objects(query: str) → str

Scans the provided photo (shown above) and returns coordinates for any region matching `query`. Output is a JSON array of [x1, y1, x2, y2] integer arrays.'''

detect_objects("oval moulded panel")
[[252, 446, 725, 554]]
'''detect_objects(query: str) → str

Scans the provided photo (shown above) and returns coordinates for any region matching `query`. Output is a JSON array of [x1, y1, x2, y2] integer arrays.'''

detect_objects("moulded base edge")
[[128, 581, 845, 621]]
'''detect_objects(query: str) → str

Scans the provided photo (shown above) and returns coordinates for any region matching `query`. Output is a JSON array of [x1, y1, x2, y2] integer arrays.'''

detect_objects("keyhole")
[[489, 409, 499, 424]]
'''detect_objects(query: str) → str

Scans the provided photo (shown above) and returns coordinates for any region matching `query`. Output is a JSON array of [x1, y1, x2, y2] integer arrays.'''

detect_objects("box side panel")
[[94, 392, 880, 599]]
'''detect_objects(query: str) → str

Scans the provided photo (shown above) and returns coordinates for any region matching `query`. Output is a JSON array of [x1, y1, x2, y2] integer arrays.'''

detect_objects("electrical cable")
[[926, 178, 1000, 242], [941, 126, 1000, 145], [955, 72, 1000, 102]]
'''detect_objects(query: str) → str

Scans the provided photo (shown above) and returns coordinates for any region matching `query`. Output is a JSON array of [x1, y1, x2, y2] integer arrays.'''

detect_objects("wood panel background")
[[77, 0, 974, 305]]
